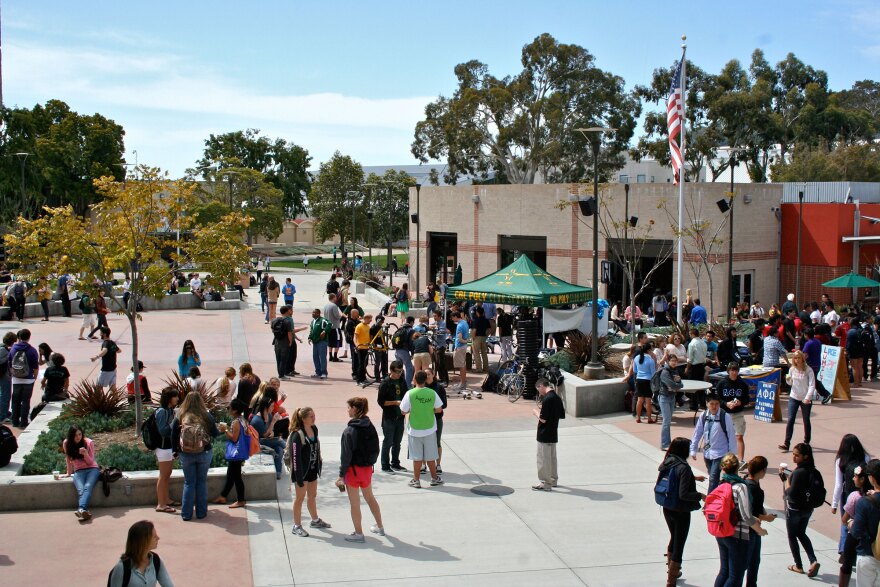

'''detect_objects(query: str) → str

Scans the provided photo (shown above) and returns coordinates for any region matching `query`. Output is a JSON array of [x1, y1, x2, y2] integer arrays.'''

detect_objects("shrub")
[[565, 332, 616, 372], [66, 381, 127, 417], [97, 443, 158, 471], [161, 372, 221, 413]]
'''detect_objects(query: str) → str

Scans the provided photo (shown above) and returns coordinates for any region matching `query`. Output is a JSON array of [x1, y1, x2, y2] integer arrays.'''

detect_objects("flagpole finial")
[[681, 35, 687, 49]]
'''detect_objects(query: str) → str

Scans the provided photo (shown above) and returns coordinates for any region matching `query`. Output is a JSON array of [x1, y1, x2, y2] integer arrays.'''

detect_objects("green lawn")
[[272, 253, 408, 272]]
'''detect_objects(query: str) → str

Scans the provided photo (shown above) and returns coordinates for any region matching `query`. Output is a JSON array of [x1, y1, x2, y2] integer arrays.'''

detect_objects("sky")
[[4, 0, 879, 177]]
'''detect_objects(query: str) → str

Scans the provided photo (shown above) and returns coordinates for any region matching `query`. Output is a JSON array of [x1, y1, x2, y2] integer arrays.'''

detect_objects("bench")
[[201, 300, 245, 311]]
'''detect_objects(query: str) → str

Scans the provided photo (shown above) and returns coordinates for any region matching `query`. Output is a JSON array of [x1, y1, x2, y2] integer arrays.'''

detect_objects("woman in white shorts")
[[154, 387, 180, 513]]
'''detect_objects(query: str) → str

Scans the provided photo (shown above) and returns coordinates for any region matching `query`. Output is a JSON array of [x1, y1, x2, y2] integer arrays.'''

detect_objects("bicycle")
[[497, 358, 529, 402]]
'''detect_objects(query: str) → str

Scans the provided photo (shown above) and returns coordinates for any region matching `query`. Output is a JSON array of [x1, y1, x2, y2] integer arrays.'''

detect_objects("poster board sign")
[[741, 369, 782, 405], [754, 382, 776, 423], [818, 345, 840, 391]]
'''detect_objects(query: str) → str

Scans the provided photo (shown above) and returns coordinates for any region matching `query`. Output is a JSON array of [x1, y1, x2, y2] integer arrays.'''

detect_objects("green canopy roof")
[[445, 255, 592, 307], [822, 272, 880, 288]]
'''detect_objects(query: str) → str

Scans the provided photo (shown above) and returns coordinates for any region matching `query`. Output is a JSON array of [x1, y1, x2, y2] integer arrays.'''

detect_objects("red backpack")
[[704, 482, 741, 538]]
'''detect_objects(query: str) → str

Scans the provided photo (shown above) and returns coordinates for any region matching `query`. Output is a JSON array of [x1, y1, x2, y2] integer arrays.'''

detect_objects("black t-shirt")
[[326, 280, 339, 295], [43, 365, 70, 396], [428, 381, 447, 418], [377, 376, 406, 421], [716, 376, 750, 413], [101, 340, 119, 372], [744, 478, 766, 517], [497, 313, 514, 337], [412, 335, 432, 354], [474, 316, 490, 337], [537, 391, 565, 443]]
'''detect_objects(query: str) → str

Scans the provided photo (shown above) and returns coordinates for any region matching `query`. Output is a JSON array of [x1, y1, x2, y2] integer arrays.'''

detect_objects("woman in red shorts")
[[335, 397, 384, 542]]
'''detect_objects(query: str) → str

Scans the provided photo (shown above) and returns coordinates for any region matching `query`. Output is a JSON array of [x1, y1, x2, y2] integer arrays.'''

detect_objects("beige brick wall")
[[409, 182, 783, 315]]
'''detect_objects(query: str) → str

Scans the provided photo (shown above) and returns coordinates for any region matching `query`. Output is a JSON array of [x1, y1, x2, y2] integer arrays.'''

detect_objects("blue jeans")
[[746, 531, 761, 587], [72, 467, 101, 511], [716, 536, 750, 587], [784, 397, 812, 446], [11, 381, 35, 427], [260, 437, 285, 474], [312, 341, 328, 376], [381, 418, 405, 468], [0, 377, 11, 420], [179, 450, 212, 520], [705, 456, 723, 494], [659, 395, 676, 449], [395, 349, 414, 384]]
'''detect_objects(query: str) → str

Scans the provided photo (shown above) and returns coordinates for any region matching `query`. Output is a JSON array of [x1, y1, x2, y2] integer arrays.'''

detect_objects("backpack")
[[271, 317, 286, 338], [702, 410, 728, 437], [704, 482, 741, 538], [10, 349, 31, 379], [860, 328, 875, 356], [650, 368, 665, 395], [79, 295, 89, 312], [351, 423, 380, 467], [804, 468, 826, 509], [0, 424, 18, 467], [141, 410, 166, 451], [391, 326, 410, 350], [179, 417, 210, 453], [654, 464, 680, 509], [108, 553, 161, 587]]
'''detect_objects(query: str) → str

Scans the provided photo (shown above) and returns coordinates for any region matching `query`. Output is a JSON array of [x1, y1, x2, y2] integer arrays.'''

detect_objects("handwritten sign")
[[818, 344, 841, 392], [754, 382, 776, 423]]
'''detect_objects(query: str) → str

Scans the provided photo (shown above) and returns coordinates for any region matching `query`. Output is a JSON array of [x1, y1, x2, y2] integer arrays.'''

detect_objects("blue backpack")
[[654, 464, 680, 509]]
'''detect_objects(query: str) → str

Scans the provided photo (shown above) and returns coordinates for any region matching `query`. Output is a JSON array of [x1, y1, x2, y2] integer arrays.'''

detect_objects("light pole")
[[576, 127, 615, 378], [415, 183, 421, 302], [724, 148, 746, 321], [796, 190, 804, 305], [623, 182, 630, 311]]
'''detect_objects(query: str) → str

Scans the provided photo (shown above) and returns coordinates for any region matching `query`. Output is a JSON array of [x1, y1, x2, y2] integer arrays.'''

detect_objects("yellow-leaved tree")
[[3, 166, 252, 432]]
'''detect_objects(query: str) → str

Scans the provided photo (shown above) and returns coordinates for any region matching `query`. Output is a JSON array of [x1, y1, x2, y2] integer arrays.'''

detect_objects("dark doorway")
[[498, 235, 547, 270], [429, 232, 457, 284], [605, 239, 674, 310]]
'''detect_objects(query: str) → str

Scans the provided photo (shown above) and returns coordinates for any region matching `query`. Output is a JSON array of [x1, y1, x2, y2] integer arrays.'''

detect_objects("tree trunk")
[[706, 266, 715, 322], [130, 310, 142, 436]]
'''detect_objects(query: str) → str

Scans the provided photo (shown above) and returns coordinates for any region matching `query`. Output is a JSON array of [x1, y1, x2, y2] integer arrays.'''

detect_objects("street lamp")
[[576, 127, 615, 378], [720, 147, 746, 321], [623, 182, 630, 312], [796, 189, 804, 304], [415, 183, 421, 301]]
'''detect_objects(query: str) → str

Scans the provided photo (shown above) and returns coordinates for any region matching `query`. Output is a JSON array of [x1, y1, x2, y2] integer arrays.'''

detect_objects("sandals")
[[210, 497, 227, 505], [168, 500, 181, 507], [788, 565, 804, 574], [155, 505, 177, 514], [228, 501, 247, 509], [808, 562, 820, 578]]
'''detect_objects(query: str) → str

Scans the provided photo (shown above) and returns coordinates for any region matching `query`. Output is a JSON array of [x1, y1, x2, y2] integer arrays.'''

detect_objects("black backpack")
[[860, 328, 875, 355], [805, 468, 827, 509], [10, 349, 30, 379], [391, 326, 410, 350], [108, 553, 161, 587], [0, 424, 18, 467], [270, 317, 286, 338], [351, 423, 380, 467], [141, 410, 168, 451]]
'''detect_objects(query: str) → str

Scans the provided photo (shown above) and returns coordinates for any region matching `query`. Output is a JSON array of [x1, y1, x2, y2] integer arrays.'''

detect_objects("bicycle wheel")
[[384, 323, 399, 344], [364, 350, 378, 381], [508, 372, 526, 402]]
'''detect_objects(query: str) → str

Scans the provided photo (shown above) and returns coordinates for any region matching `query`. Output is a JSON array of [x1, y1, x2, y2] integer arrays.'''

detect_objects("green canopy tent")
[[444, 254, 592, 307], [821, 272, 880, 288]]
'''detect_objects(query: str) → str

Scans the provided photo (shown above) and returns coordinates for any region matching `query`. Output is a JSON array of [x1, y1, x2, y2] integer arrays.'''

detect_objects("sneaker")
[[370, 525, 385, 536], [381, 466, 393, 473], [408, 478, 422, 489], [291, 525, 309, 537], [320, 375, 327, 380], [80, 510, 92, 521], [430, 477, 444, 486], [344, 532, 365, 543], [531, 483, 551, 492], [310, 518, 331, 529], [310, 374, 321, 379], [420, 465, 427, 474], [821, 395, 832, 405], [436, 465, 443, 474], [74, 509, 84, 519], [391, 464, 407, 472]]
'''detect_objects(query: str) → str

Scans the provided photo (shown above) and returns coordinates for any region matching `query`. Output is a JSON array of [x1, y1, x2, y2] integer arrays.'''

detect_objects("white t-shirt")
[[190, 278, 202, 291], [809, 309, 821, 323], [666, 343, 687, 362], [823, 310, 840, 325], [400, 387, 442, 437]]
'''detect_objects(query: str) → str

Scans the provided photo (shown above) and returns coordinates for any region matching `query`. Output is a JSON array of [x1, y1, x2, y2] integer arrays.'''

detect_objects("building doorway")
[[605, 238, 674, 310], [732, 271, 754, 308], [498, 235, 547, 270], [428, 232, 457, 284]]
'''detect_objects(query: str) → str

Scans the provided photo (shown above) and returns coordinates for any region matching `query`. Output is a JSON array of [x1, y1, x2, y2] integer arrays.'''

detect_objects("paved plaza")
[[0, 268, 872, 585]]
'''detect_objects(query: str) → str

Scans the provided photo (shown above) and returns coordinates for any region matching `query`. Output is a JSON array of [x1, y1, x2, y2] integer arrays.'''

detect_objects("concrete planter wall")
[[557, 371, 628, 417], [0, 292, 243, 319]]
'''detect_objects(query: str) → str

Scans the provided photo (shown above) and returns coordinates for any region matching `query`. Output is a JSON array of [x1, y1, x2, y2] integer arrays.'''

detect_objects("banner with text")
[[818, 344, 841, 392], [754, 382, 777, 423]]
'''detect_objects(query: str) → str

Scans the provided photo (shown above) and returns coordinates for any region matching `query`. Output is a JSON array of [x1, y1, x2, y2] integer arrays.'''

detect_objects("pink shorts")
[[344, 465, 373, 488]]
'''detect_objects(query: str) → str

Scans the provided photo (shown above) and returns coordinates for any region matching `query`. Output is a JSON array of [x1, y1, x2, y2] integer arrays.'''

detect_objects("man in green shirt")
[[308, 308, 332, 379], [400, 370, 443, 488]]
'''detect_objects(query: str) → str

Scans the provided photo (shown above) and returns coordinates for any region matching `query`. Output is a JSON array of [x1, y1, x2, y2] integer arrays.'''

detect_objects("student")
[[235, 363, 261, 408], [424, 368, 447, 474], [216, 367, 237, 405], [212, 399, 249, 509], [57, 424, 100, 521], [532, 378, 565, 492], [41, 352, 70, 402], [287, 407, 331, 537], [125, 361, 152, 405], [250, 391, 286, 480], [744, 457, 777, 587], [400, 371, 443, 488], [154, 387, 180, 514], [715, 362, 750, 466], [377, 360, 407, 473], [782, 443, 822, 577], [107, 520, 173, 587], [715, 454, 767, 587], [336, 397, 384, 542], [779, 351, 816, 452], [847, 459, 880, 585], [634, 343, 657, 424], [658, 355, 684, 451], [90, 327, 121, 390], [656, 437, 705, 586], [186, 366, 202, 390], [838, 463, 869, 586], [172, 392, 221, 521], [689, 393, 736, 493], [831, 433, 870, 572], [177, 340, 201, 378]]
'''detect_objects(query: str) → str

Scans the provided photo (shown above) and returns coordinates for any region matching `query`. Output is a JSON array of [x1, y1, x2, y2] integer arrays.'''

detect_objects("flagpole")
[[675, 36, 687, 324]]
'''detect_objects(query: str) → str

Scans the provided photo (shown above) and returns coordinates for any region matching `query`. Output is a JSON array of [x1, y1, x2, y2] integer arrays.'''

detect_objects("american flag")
[[667, 54, 685, 184]]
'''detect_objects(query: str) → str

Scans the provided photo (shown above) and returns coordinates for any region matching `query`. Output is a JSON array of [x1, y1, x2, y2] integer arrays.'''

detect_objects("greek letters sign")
[[754, 382, 776, 423], [818, 344, 840, 392]]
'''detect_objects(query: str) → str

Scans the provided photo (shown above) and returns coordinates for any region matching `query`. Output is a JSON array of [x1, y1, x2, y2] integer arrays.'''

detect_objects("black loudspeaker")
[[629, 216, 638, 227], [716, 199, 730, 213], [411, 213, 419, 224], [578, 197, 597, 216]]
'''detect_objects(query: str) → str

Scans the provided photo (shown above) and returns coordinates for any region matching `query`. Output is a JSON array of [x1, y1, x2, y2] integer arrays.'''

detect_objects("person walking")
[[658, 355, 684, 451], [287, 407, 331, 537], [782, 443, 822, 577], [212, 398, 249, 508], [107, 520, 173, 587], [532, 378, 565, 491], [0, 331, 15, 423], [497, 307, 514, 363], [154, 387, 180, 513], [266, 275, 281, 322], [336, 397, 384, 542], [802, 327, 833, 404], [832, 433, 871, 578], [714, 454, 767, 587], [634, 343, 657, 424], [845, 318, 865, 388], [716, 362, 750, 466], [396, 283, 410, 313], [87, 289, 110, 338], [57, 424, 101, 521], [779, 351, 816, 452], [400, 371, 443, 489], [8, 328, 38, 428], [848, 459, 880, 586], [838, 463, 870, 587], [377, 360, 407, 473], [37, 278, 52, 321], [58, 273, 72, 317], [90, 327, 121, 390], [172, 392, 221, 521], [744, 456, 777, 587], [308, 308, 331, 379], [689, 392, 736, 493], [393, 316, 416, 385], [282, 277, 296, 307], [344, 309, 362, 381], [656, 437, 706, 586]]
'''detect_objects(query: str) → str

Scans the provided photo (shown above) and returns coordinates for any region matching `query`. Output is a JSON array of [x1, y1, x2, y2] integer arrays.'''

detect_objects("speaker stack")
[[515, 319, 541, 399]]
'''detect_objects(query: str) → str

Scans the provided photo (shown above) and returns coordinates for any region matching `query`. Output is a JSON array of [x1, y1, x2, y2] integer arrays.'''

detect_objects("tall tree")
[[412, 33, 640, 185], [771, 143, 880, 182], [309, 152, 364, 254], [197, 129, 312, 217], [3, 166, 251, 432], [365, 169, 415, 269]]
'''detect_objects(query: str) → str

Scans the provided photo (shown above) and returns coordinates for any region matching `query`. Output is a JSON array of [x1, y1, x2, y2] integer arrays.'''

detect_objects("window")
[[637, 174, 646, 183], [619, 174, 629, 184], [650, 176, 655, 183]]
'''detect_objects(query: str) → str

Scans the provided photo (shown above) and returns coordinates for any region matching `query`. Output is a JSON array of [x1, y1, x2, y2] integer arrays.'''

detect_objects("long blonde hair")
[[218, 367, 235, 398], [178, 392, 211, 427], [289, 407, 314, 433], [250, 381, 271, 410], [790, 350, 807, 372]]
